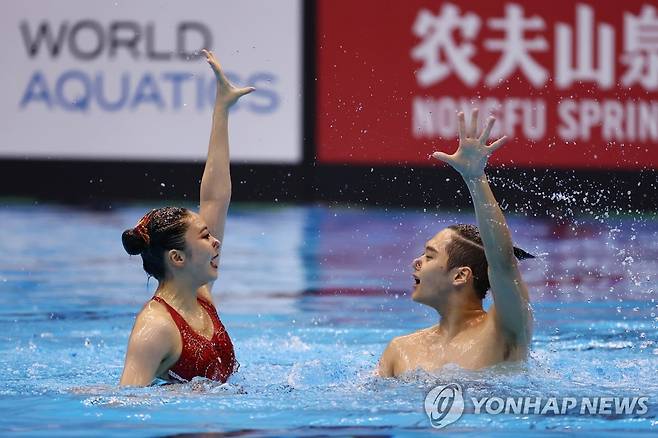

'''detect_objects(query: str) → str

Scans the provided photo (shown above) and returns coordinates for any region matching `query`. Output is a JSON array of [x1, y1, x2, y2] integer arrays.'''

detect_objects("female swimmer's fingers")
[[457, 112, 466, 140], [487, 135, 508, 153], [202, 49, 226, 76], [212, 53, 222, 69], [469, 108, 479, 138], [201, 49, 214, 65], [431, 151, 454, 165], [479, 116, 496, 143], [237, 86, 256, 97], [202, 48, 214, 60], [203, 49, 219, 66]]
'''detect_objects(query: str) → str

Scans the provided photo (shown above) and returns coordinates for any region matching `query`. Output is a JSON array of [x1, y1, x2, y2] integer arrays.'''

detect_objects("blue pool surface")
[[0, 203, 656, 436]]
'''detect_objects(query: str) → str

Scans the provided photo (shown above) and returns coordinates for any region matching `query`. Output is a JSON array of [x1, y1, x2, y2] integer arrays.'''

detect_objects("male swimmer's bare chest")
[[395, 322, 511, 374]]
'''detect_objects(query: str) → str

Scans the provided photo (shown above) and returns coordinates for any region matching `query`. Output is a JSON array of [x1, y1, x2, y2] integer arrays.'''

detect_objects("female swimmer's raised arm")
[[198, 49, 254, 288], [431, 109, 532, 349]]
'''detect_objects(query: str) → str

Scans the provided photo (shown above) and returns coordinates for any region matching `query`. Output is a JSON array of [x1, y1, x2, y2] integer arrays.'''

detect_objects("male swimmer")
[[379, 109, 535, 377], [119, 50, 253, 386]]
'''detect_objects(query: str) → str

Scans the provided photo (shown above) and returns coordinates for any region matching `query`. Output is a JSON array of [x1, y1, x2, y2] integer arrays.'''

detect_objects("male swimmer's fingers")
[[457, 112, 466, 140], [431, 151, 452, 164], [488, 135, 508, 152], [469, 108, 479, 138], [479, 117, 496, 143]]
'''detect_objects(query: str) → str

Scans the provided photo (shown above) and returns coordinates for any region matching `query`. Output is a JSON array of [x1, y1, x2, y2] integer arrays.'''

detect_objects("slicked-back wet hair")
[[121, 207, 192, 281], [445, 224, 534, 299]]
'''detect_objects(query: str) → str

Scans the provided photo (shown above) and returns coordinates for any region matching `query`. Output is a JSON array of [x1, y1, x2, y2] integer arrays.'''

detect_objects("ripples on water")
[[0, 204, 656, 436]]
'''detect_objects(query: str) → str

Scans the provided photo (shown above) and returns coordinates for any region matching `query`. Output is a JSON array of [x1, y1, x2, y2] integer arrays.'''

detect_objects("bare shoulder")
[[379, 329, 430, 377], [379, 336, 402, 377], [386, 328, 431, 354], [121, 300, 178, 386], [130, 300, 178, 342], [399, 326, 435, 343]]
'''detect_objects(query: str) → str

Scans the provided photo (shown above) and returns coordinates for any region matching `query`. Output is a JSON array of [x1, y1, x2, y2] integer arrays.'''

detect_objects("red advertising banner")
[[316, 0, 658, 169]]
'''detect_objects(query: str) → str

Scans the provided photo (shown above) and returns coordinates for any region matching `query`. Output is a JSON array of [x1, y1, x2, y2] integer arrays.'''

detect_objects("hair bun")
[[122, 228, 148, 255]]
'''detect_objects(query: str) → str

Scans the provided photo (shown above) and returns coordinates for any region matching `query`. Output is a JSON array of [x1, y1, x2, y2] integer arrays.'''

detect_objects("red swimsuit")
[[152, 296, 237, 383]]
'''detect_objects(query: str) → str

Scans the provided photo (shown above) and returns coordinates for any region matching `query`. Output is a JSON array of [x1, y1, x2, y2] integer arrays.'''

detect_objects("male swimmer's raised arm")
[[120, 310, 175, 386], [432, 109, 532, 348], [198, 49, 254, 291]]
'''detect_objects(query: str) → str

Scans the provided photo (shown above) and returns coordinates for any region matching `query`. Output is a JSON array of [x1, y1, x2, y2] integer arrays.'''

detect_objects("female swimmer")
[[119, 50, 253, 386]]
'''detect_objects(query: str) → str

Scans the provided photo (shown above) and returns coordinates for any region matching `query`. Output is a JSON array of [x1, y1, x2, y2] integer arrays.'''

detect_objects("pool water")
[[0, 203, 656, 436]]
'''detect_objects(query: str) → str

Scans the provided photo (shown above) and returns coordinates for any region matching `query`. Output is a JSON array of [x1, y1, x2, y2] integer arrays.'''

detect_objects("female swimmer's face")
[[173, 212, 220, 284]]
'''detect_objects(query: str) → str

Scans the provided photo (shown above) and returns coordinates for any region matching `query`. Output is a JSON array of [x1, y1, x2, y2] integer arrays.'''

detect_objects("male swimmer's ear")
[[453, 267, 471, 285]]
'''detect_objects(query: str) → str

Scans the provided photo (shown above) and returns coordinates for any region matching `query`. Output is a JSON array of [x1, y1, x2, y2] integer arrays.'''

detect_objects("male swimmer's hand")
[[431, 109, 508, 179], [202, 49, 255, 109]]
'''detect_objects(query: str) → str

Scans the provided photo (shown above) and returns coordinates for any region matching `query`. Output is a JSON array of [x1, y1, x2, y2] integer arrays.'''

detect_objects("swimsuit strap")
[[196, 297, 223, 334], [151, 296, 188, 329], [151, 296, 215, 339]]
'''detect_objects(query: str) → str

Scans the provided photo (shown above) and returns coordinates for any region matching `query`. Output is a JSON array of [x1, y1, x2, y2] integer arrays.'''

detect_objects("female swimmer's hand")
[[202, 49, 255, 109], [431, 109, 508, 180]]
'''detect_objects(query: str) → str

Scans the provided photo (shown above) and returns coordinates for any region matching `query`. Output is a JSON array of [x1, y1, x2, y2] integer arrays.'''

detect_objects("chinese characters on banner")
[[317, 1, 658, 169]]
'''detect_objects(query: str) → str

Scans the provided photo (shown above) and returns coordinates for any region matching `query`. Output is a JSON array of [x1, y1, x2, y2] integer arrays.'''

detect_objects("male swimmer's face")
[[179, 213, 220, 283], [411, 229, 455, 307]]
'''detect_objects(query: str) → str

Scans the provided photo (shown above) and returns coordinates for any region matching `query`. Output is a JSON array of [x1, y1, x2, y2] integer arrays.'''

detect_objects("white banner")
[[0, 0, 302, 163]]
